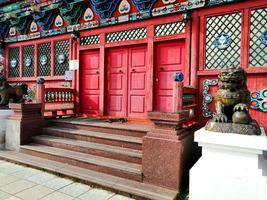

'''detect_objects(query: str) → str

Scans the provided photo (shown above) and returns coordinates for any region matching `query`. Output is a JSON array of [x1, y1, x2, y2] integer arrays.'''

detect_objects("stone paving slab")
[[0, 160, 135, 200]]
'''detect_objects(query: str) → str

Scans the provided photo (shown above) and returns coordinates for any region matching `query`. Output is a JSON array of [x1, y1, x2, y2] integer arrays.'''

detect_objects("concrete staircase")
[[0, 119, 178, 200]]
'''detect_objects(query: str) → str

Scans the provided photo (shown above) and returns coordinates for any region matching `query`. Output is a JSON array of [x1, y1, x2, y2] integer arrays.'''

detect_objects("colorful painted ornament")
[[251, 88, 267, 112], [40, 55, 48, 66], [57, 54, 66, 64], [162, 0, 176, 4], [214, 33, 232, 50], [119, 0, 131, 14], [10, 58, 18, 68], [202, 79, 218, 117], [84, 8, 94, 21], [55, 15, 63, 27], [30, 21, 38, 32], [260, 30, 267, 45], [9, 27, 16, 36], [24, 57, 32, 67]]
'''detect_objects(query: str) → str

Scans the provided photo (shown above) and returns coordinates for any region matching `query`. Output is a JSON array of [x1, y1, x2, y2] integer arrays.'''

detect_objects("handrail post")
[[173, 72, 184, 112], [36, 77, 45, 116]]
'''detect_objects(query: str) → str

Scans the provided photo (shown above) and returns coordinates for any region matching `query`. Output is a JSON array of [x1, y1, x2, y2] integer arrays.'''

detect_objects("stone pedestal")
[[190, 128, 267, 200], [0, 109, 14, 149], [6, 103, 44, 151], [143, 111, 194, 191]]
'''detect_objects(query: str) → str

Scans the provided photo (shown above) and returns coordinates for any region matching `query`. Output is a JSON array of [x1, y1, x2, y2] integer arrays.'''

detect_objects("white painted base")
[[190, 128, 267, 200], [0, 110, 14, 150]]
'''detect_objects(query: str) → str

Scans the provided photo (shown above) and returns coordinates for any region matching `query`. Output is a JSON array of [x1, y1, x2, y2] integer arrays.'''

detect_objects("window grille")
[[80, 35, 100, 46], [249, 8, 267, 67], [155, 21, 185, 37], [22, 45, 34, 77], [54, 40, 70, 76], [205, 12, 242, 69], [38, 43, 51, 76], [106, 28, 147, 43], [8, 47, 20, 78]]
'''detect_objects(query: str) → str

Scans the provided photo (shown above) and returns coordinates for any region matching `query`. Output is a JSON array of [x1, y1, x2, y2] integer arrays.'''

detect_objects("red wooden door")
[[155, 40, 185, 112], [107, 48, 128, 117], [128, 46, 147, 118], [80, 50, 100, 115], [107, 45, 147, 118]]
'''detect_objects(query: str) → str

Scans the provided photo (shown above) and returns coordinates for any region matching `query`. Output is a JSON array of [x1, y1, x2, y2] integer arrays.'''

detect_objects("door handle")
[[160, 67, 164, 71], [132, 69, 136, 72], [119, 70, 123, 73], [96, 71, 99, 74]]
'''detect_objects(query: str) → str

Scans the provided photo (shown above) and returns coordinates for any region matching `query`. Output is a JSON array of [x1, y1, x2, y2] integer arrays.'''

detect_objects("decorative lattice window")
[[155, 21, 185, 37], [38, 43, 51, 76], [249, 8, 267, 67], [54, 40, 69, 76], [22, 45, 34, 77], [8, 47, 20, 78], [80, 35, 100, 46], [106, 28, 147, 43], [205, 12, 242, 69]]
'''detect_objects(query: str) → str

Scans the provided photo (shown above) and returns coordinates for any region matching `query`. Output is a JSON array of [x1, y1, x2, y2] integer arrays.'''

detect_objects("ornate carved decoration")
[[59, 1, 85, 25], [89, 0, 121, 19], [0, 21, 10, 39], [132, 0, 157, 14], [202, 79, 218, 117]]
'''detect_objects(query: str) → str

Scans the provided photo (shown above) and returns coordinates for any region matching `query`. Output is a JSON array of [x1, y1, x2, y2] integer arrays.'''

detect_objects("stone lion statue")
[[205, 67, 261, 135], [0, 75, 28, 106]]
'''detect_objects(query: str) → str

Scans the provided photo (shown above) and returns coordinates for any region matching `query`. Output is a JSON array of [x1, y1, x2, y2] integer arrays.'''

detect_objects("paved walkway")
[[0, 160, 134, 200]]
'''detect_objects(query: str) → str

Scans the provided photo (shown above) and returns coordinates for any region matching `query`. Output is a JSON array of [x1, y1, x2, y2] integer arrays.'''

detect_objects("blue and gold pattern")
[[251, 88, 267, 112], [203, 79, 218, 117]]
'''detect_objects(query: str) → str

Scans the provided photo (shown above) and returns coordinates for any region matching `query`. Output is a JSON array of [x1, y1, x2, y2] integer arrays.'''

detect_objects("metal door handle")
[[96, 71, 99, 74], [132, 69, 136, 72], [160, 67, 164, 71], [119, 70, 123, 73]]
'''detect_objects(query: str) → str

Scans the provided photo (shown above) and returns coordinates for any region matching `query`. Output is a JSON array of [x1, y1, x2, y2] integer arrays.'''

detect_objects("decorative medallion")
[[24, 57, 32, 67], [30, 21, 38, 32], [55, 15, 64, 27], [162, 0, 176, 4], [251, 88, 267, 112], [9, 27, 16, 36], [57, 54, 66, 64], [119, 0, 131, 14], [173, 72, 184, 82], [84, 8, 94, 21], [214, 33, 232, 50], [40, 55, 48, 66], [10, 58, 18, 68], [260, 30, 267, 45], [203, 79, 218, 117]]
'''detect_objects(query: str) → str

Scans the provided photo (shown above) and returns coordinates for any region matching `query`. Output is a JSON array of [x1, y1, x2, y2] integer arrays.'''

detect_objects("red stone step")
[[32, 135, 142, 164], [0, 150, 178, 200], [20, 144, 142, 182], [43, 126, 143, 150], [49, 118, 150, 138]]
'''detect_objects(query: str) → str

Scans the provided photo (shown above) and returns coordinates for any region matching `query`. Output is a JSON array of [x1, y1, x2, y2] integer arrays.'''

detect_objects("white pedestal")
[[190, 128, 267, 200], [0, 110, 14, 149]]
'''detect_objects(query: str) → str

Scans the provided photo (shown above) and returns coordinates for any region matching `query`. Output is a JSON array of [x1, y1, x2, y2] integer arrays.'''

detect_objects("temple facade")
[[0, 0, 266, 128]]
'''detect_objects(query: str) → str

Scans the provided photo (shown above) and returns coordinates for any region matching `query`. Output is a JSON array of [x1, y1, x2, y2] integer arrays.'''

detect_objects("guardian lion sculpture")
[[205, 67, 261, 135], [0, 75, 28, 106]]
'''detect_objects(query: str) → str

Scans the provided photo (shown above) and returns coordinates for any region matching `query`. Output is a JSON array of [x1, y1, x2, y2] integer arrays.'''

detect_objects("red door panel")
[[107, 49, 128, 117], [155, 41, 185, 112], [80, 50, 100, 115], [128, 46, 147, 118]]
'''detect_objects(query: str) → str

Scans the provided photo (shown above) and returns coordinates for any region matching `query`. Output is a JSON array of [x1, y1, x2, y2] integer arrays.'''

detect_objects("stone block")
[[190, 128, 267, 200], [0, 110, 14, 149]]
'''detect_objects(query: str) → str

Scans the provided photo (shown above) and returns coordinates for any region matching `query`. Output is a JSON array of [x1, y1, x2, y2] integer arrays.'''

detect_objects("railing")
[[36, 79, 76, 118]]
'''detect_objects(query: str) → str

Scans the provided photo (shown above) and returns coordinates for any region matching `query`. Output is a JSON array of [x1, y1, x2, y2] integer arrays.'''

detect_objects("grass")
[[178, 193, 189, 200]]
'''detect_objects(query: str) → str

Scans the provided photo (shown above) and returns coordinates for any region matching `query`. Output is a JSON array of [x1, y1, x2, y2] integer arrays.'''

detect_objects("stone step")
[[20, 144, 142, 181], [32, 135, 142, 164], [49, 118, 150, 138], [43, 126, 143, 150], [0, 150, 178, 200]]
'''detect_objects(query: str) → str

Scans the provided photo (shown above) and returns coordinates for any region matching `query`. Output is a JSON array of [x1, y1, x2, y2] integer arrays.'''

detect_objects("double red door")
[[107, 45, 147, 118], [80, 50, 100, 115], [154, 40, 186, 112]]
